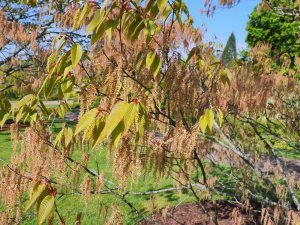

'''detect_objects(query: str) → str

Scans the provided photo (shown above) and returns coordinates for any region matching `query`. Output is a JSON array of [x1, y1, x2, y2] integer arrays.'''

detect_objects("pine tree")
[[221, 33, 237, 67]]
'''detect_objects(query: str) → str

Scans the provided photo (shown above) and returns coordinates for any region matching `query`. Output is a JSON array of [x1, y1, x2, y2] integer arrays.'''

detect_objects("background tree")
[[246, 0, 300, 67], [221, 32, 237, 67]]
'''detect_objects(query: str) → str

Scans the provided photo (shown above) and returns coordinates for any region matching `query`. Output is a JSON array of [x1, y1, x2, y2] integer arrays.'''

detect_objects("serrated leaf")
[[93, 102, 130, 148], [205, 109, 214, 130], [71, 44, 83, 68], [199, 115, 207, 134], [37, 194, 54, 225], [25, 184, 46, 212], [75, 108, 98, 135]]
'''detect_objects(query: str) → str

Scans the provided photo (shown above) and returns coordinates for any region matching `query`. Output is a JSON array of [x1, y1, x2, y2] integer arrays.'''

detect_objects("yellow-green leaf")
[[93, 102, 130, 147], [25, 184, 46, 212], [146, 51, 156, 69], [123, 102, 138, 133], [151, 54, 162, 78], [205, 109, 214, 130], [13, 94, 35, 111], [199, 115, 207, 133], [54, 128, 64, 147], [157, 0, 167, 13], [111, 121, 125, 148], [64, 127, 73, 147], [220, 69, 231, 85], [218, 109, 223, 127], [75, 108, 98, 135], [86, 10, 104, 35], [71, 44, 83, 68], [37, 194, 54, 225]]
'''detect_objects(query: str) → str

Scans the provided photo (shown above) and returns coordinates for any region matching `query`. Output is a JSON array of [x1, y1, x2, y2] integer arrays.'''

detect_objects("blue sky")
[[185, 0, 261, 50]]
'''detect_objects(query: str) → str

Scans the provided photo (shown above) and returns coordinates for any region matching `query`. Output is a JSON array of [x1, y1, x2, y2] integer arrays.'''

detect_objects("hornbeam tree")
[[0, 0, 299, 224]]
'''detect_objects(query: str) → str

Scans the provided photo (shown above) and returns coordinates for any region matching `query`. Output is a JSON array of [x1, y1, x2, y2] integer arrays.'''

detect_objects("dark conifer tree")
[[221, 32, 237, 67]]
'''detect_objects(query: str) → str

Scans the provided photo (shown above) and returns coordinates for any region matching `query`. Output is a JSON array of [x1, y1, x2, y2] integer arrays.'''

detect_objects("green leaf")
[[205, 109, 214, 130], [161, 5, 172, 21], [13, 94, 35, 111], [0, 111, 9, 128], [74, 3, 90, 30], [127, 16, 143, 40], [56, 53, 71, 75], [93, 102, 130, 148], [146, 20, 155, 36], [37, 194, 54, 225], [220, 69, 231, 85], [75, 108, 98, 135], [157, 0, 167, 13], [57, 103, 70, 118], [199, 115, 207, 134], [146, 51, 156, 69], [91, 19, 119, 45], [135, 103, 147, 143], [218, 109, 223, 127], [149, 4, 159, 20], [131, 20, 145, 42], [92, 117, 106, 143], [64, 127, 73, 147], [111, 121, 125, 148], [151, 54, 162, 78], [54, 128, 64, 147], [123, 103, 138, 133], [145, 0, 156, 12], [25, 183, 46, 212], [71, 44, 83, 68], [86, 10, 104, 35]]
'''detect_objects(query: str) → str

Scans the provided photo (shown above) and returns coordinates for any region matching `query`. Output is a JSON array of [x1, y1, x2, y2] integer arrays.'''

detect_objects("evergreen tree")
[[221, 33, 237, 67]]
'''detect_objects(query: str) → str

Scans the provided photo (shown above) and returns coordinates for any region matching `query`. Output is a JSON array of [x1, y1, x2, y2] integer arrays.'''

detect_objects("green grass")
[[0, 131, 13, 164]]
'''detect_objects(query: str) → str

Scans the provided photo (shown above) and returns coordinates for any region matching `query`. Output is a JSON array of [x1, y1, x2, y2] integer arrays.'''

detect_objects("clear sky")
[[185, 0, 261, 51]]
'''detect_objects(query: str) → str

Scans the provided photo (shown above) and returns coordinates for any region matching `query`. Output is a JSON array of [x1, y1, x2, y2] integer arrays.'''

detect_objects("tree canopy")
[[246, 1, 300, 67]]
